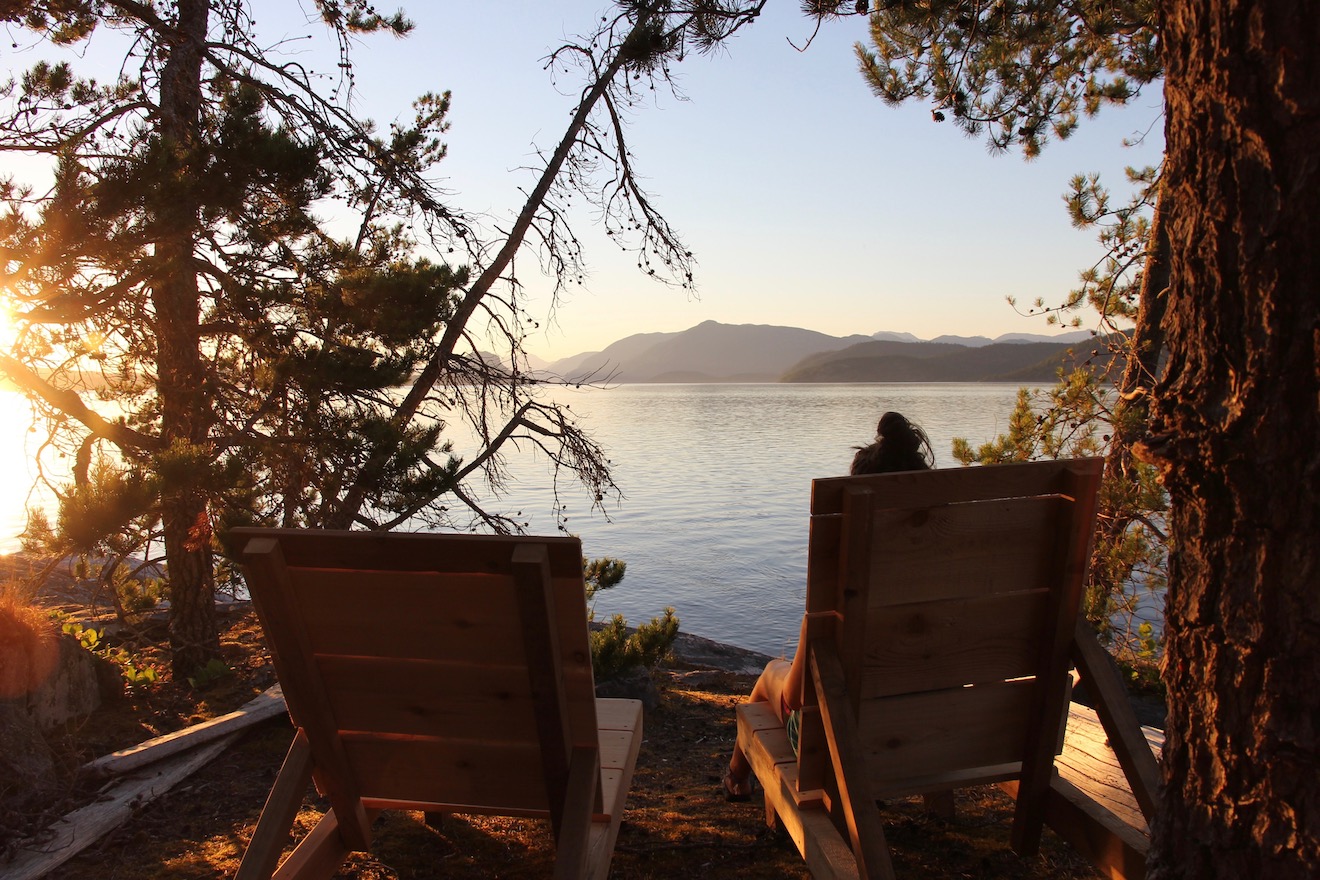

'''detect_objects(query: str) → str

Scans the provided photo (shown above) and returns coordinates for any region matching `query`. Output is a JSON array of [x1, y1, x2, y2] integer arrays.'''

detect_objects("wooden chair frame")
[[231, 529, 643, 880], [736, 459, 1112, 880]]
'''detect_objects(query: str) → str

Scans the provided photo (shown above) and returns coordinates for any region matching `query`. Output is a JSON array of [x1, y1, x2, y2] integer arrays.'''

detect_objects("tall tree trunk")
[[1143, 1, 1320, 876], [155, 0, 218, 676]]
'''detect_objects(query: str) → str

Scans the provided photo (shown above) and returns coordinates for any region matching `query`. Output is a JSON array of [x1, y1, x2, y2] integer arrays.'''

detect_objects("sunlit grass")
[[0, 590, 57, 698]]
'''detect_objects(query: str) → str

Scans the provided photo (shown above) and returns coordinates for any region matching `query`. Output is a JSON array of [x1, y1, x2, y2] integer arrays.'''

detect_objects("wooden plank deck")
[[744, 694, 1163, 880], [1003, 701, 1164, 880], [1058, 702, 1164, 833]]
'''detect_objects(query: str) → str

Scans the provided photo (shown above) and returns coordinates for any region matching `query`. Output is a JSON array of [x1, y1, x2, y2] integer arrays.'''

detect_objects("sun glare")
[[0, 390, 38, 553], [0, 302, 39, 552], [0, 303, 18, 360]]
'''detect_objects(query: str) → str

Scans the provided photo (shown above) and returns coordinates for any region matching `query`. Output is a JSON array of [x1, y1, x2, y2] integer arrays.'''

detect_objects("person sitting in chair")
[[723, 411, 934, 800]]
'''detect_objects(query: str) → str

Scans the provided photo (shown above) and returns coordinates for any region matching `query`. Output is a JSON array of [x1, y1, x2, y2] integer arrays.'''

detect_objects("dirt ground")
[[9, 602, 1102, 879]]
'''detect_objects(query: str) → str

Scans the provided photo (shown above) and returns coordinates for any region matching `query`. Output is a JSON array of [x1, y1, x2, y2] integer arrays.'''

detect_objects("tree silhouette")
[[0, 1, 769, 675]]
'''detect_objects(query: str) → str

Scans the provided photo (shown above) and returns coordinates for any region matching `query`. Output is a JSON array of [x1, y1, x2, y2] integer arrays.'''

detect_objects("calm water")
[[0, 383, 1028, 656], [456, 383, 1026, 656]]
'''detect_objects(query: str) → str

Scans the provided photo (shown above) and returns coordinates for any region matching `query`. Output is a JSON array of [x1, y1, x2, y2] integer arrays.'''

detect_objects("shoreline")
[[668, 629, 775, 676], [6, 549, 1163, 729]]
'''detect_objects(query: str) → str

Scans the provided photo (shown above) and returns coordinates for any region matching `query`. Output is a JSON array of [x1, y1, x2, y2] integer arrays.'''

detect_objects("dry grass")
[[0, 593, 58, 700], [12, 609, 1101, 879]]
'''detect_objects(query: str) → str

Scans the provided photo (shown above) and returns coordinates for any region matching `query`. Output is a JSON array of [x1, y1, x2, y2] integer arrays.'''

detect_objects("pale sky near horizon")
[[18, 2, 1165, 363], [339, 2, 1164, 362]]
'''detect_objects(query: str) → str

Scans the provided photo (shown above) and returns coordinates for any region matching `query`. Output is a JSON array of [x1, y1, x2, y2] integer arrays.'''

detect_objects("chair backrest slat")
[[811, 458, 1089, 515], [857, 679, 1037, 792], [340, 735, 547, 813], [251, 528, 584, 576], [852, 496, 1068, 605], [286, 569, 526, 661], [315, 655, 541, 741], [858, 589, 1052, 698]]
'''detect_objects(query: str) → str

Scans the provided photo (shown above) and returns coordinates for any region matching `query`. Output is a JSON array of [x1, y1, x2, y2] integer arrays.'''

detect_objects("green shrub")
[[584, 556, 626, 601], [55, 615, 161, 688], [115, 575, 165, 616], [582, 556, 679, 682], [590, 607, 679, 683], [952, 371, 1167, 681], [63, 619, 102, 650], [187, 657, 230, 690], [106, 647, 159, 686]]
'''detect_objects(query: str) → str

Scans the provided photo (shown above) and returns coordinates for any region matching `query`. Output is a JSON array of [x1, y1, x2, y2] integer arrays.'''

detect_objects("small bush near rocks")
[[583, 557, 680, 683], [591, 608, 680, 683]]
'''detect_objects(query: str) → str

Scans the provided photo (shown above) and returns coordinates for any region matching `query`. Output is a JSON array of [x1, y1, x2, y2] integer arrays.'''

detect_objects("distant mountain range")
[[538, 321, 1108, 383]]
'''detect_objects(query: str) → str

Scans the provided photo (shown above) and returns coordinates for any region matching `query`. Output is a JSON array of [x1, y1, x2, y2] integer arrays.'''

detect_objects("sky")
[[22, 2, 1165, 364], [312, 2, 1165, 363]]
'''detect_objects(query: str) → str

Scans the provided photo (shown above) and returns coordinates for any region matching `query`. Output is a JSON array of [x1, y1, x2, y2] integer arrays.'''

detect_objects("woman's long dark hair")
[[850, 411, 934, 475]]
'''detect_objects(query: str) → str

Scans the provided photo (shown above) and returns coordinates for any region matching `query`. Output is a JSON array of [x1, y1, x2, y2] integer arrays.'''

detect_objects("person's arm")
[[783, 611, 839, 712]]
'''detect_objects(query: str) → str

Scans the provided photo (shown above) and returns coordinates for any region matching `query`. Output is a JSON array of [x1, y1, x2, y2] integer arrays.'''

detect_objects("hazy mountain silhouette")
[[543, 330, 679, 381], [538, 322, 1104, 383], [928, 334, 994, 347], [782, 336, 1116, 383], [544, 321, 869, 382], [925, 330, 1093, 348], [870, 330, 923, 343]]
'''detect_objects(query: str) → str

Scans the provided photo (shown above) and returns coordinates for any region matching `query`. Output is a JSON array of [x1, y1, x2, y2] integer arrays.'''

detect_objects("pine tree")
[[830, 1, 1320, 871], [1, 2, 770, 675], [836, 0, 1169, 664], [0, 1, 461, 674], [1142, 2, 1320, 873], [851, 0, 1160, 157]]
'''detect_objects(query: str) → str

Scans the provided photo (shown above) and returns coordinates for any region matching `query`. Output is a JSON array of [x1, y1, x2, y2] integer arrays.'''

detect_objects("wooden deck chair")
[[230, 529, 644, 880], [735, 458, 1105, 880]]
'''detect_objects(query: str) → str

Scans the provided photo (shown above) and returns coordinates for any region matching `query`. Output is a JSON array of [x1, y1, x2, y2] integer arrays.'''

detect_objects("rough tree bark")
[[154, 0, 220, 675], [1143, 1, 1320, 876]]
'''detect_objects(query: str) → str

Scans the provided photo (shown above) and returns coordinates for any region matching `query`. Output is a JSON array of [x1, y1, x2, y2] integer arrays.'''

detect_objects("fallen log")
[[3, 685, 288, 879], [5, 731, 241, 880], [83, 683, 286, 779]]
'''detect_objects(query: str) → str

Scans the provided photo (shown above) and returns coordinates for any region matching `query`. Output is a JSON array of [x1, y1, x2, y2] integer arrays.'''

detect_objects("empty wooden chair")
[[231, 529, 643, 880], [735, 458, 1105, 879]]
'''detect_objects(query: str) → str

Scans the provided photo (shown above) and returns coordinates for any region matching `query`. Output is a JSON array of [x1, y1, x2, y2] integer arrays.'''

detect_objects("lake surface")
[[456, 383, 1027, 656], [0, 383, 1030, 656]]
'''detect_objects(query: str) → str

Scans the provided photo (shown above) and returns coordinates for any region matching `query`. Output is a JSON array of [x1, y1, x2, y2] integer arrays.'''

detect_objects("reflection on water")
[[0, 383, 1036, 655]]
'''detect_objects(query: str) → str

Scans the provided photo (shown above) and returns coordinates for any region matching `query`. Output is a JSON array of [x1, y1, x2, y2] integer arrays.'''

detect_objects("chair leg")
[[272, 809, 353, 880], [811, 641, 898, 880], [552, 745, 599, 880], [1010, 796, 1047, 857], [237, 730, 314, 880]]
